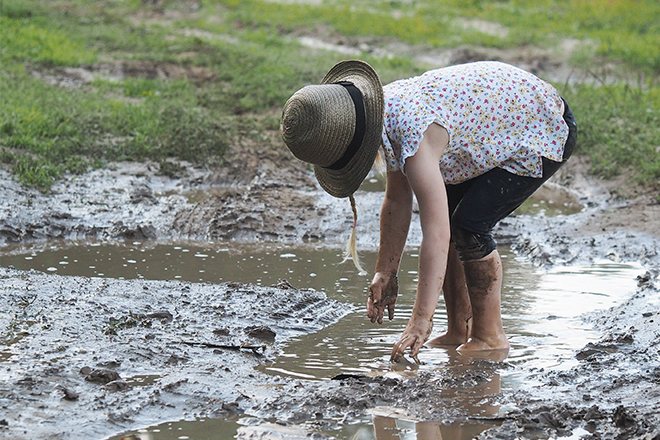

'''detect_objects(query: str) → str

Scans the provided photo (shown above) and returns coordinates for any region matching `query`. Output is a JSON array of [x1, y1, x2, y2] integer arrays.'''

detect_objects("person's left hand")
[[390, 316, 433, 363]]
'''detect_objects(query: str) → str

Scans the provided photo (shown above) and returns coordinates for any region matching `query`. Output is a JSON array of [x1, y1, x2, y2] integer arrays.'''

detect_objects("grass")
[[0, 0, 659, 193], [213, 0, 660, 76], [564, 84, 660, 184]]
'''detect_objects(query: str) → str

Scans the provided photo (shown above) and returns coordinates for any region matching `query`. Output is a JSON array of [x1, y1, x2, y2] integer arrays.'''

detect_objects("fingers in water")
[[390, 335, 413, 363], [410, 337, 424, 359], [390, 339, 404, 362]]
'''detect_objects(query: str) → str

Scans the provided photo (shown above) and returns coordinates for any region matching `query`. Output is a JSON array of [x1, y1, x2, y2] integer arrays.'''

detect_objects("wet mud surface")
[[1, 147, 659, 439], [0, 267, 350, 439], [3, 48, 660, 438]]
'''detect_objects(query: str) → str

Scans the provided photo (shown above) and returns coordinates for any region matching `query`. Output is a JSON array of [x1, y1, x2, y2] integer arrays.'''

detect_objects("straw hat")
[[281, 60, 384, 198]]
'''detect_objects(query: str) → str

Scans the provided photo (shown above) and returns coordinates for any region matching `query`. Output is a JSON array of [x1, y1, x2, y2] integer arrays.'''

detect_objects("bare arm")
[[367, 169, 413, 323], [375, 170, 413, 274], [391, 123, 451, 362]]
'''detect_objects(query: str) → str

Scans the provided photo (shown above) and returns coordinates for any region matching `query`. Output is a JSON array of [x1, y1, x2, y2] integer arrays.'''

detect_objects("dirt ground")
[[2, 42, 660, 439], [1, 134, 660, 439]]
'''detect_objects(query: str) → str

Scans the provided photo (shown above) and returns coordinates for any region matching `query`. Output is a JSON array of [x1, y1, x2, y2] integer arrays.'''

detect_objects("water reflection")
[[370, 415, 498, 440], [107, 418, 240, 440]]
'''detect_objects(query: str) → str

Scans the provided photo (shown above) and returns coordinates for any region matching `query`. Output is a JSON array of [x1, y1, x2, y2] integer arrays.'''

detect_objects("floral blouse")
[[381, 61, 569, 184]]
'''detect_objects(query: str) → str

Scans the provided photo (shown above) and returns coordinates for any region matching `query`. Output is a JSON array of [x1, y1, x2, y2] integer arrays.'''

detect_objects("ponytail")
[[341, 194, 366, 275]]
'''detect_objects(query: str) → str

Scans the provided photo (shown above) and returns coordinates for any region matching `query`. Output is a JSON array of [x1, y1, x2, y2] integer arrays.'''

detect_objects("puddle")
[[360, 176, 387, 192], [0, 241, 643, 439], [125, 374, 162, 387], [104, 418, 241, 440], [104, 411, 500, 440], [514, 183, 583, 217], [367, 415, 500, 440], [358, 178, 583, 216]]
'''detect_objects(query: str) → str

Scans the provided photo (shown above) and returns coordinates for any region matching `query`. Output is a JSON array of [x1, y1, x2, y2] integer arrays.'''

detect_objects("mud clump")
[[173, 185, 323, 242], [81, 367, 121, 385], [245, 325, 277, 342]]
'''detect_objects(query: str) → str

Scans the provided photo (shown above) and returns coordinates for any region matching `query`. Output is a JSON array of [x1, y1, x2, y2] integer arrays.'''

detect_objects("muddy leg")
[[427, 243, 472, 347], [458, 250, 509, 352]]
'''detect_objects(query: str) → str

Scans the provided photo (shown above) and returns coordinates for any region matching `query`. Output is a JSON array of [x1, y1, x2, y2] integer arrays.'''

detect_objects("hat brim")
[[313, 60, 384, 198]]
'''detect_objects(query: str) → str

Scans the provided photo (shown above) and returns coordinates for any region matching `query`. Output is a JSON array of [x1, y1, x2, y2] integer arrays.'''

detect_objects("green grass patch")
[[0, 0, 659, 197], [562, 83, 660, 188], [212, 0, 660, 74], [0, 6, 96, 66], [0, 68, 230, 189], [0, 0, 424, 191]]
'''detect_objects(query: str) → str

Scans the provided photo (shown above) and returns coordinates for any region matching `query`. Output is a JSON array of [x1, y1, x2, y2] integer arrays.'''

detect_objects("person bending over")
[[280, 60, 577, 362]]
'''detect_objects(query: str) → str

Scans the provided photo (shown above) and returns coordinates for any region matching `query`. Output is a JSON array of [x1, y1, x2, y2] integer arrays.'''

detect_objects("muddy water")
[[0, 240, 642, 439], [362, 176, 584, 217]]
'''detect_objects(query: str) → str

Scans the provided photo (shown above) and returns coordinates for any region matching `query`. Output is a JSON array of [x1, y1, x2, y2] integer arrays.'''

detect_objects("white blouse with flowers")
[[381, 61, 569, 184]]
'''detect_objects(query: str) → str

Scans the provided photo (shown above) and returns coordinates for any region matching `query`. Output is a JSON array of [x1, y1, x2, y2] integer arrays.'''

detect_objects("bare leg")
[[427, 244, 472, 346], [458, 250, 509, 352]]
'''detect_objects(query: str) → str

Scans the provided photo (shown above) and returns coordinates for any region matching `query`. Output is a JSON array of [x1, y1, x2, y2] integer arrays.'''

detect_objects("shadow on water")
[[0, 240, 642, 439]]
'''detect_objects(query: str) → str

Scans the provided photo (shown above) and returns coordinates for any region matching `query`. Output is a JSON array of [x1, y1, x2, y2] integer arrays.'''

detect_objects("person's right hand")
[[390, 315, 433, 363], [367, 272, 398, 324]]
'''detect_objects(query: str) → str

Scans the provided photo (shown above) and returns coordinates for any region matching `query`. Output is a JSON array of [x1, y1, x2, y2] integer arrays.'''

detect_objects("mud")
[[0, 267, 350, 439], [3, 30, 660, 440], [2, 143, 659, 439]]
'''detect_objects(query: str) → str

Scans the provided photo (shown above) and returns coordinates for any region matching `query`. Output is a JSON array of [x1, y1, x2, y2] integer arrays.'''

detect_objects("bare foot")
[[457, 347, 510, 363], [426, 332, 467, 347], [457, 334, 509, 352]]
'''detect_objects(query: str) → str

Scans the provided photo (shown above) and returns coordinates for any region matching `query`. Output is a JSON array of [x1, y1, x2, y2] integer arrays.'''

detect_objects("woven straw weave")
[[281, 60, 384, 198]]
